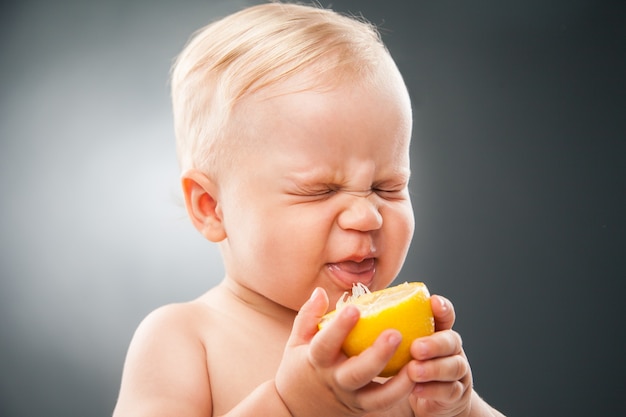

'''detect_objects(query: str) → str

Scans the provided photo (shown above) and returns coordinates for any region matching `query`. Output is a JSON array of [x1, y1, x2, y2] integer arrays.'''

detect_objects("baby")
[[113, 2, 505, 416]]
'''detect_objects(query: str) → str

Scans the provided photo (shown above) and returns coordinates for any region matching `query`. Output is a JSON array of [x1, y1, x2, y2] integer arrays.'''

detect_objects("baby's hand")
[[407, 295, 473, 417], [275, 288, 416, 417]]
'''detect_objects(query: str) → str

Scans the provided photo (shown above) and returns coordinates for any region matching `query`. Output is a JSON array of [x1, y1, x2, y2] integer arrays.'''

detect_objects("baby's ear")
[[181, 169, 227, 242]]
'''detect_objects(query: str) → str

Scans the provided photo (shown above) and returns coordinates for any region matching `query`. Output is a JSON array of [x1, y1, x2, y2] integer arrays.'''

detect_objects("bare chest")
[[201, 308, 291, 415]]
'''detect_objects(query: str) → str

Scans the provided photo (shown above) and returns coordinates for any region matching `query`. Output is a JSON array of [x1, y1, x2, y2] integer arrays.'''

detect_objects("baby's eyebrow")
[[286, 168, 341, 184], [373, 169, 412, 185], [287, 167, 411, 185]]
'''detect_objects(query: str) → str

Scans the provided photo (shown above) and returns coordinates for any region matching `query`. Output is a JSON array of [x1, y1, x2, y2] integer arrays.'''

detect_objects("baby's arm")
[[113, 302, 298, 417], [112, 304, 213, 417], [407, 295, 506, 417]]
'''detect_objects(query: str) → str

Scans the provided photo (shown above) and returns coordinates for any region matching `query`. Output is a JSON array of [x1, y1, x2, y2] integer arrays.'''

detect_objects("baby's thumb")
[[431, 294, 456, 331], [287, 288, 329, 347]]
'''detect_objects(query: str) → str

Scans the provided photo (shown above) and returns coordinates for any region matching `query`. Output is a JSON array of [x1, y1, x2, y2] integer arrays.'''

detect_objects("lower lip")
[[326, 260, 376, 289]]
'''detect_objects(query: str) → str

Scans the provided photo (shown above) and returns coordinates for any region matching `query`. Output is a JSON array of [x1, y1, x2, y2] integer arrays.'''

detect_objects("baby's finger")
[[309, 305, 360, 368], [287, 287, 329, 347], [334, 329, 402, 390], [411, 329, 462, 361], [355, 367, 417, 412], [430, 295, 456, 331], [412, 379, 471, 406], [407, 354, 469, 384]]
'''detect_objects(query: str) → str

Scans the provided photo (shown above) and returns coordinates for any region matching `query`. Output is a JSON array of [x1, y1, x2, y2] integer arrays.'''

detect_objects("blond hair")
[[171, 1, 392, 176]]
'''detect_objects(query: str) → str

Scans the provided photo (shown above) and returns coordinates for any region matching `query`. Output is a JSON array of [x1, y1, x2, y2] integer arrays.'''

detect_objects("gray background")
[[1, 0, 624, 416]]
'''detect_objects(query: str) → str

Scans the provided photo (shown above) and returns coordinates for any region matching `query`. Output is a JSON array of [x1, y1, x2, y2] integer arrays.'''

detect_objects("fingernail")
[[415, 340, 428, 358], [341, 304, 359, 320], [388, 332, 402, 347], [414, 364, 426, 378], [438, 296, 447, 311], [310, 287, 322, 301]]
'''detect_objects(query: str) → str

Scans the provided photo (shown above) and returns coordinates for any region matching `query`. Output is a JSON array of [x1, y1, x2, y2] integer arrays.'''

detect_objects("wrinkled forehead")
[[220, 52, 412, 179], [238, 49, 412, 129], [234, 58, 412, 151]]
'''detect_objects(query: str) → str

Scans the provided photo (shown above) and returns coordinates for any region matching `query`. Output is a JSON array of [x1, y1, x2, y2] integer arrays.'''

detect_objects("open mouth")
[[327, 258, 376, 288]]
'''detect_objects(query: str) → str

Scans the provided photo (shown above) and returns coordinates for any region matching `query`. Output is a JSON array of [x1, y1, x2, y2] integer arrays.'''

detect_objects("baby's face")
[[219, 69, 414, 312]]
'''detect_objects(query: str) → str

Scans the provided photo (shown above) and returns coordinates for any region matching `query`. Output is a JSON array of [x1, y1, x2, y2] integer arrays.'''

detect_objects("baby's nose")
[[336, 192, 382, 232]]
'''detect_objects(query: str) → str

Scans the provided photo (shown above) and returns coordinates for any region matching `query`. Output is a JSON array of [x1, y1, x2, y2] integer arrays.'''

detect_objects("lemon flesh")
[[319, 282, 434, 377]]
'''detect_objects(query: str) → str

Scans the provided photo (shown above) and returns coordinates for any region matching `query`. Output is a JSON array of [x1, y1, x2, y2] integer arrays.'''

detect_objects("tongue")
[[335, 258, 375, 274]]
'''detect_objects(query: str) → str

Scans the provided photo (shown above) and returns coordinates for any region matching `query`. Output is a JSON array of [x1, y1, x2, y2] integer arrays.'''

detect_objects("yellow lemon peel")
[[319, 282, 435, 377]]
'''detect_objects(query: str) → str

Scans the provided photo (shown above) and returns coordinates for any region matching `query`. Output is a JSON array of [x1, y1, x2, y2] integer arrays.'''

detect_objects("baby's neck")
[[220, 277, 297, 328]]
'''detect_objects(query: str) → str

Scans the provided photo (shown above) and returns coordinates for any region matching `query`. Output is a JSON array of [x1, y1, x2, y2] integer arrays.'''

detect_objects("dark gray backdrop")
[[1, 1, 624, 416]]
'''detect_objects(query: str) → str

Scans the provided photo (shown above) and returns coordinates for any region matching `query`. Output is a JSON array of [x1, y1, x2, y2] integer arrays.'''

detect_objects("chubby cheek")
[[264, 233, 328, 310], [231, 209, 330, 309], [380, 204, 415, 280], [398, 204, 415, 250]]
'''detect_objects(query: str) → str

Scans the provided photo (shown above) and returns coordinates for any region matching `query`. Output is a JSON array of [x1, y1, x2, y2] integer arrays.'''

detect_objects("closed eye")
[[309, 188, 337, 198], [373, 187, 408, 200], [287, 185, 338, 201]]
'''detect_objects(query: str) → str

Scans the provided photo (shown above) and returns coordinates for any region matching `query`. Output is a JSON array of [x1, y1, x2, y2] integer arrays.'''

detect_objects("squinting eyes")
[[301, 187, 407, 200], [343, 188, 404, 198]]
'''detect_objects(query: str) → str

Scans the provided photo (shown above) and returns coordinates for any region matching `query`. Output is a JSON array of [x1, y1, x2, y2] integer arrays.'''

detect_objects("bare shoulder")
[[136, 300, 213, 337], [113, 301, 214, 417]]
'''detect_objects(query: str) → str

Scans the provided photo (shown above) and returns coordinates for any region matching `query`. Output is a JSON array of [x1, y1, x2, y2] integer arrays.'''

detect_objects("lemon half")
[[319, 282, 434, 377]]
